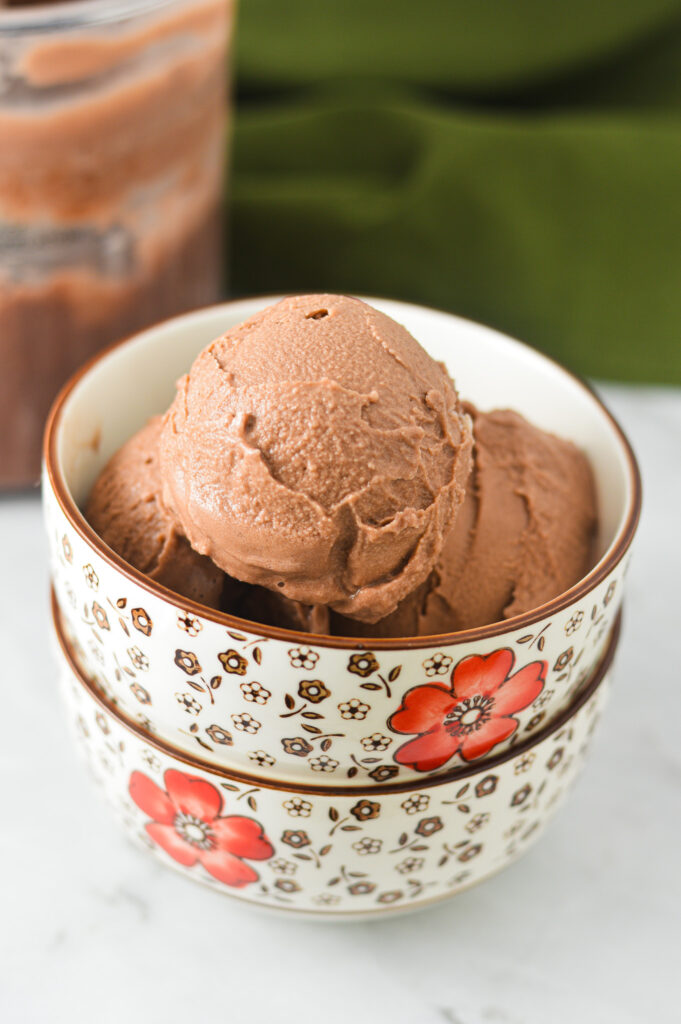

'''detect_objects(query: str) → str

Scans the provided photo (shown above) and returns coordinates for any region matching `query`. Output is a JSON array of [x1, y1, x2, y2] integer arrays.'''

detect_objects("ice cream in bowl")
[[44, 295, 640, 786]]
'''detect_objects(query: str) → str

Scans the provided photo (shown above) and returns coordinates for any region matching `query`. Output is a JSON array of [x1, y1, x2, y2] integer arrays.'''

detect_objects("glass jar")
[[0, 0, 235, 488]]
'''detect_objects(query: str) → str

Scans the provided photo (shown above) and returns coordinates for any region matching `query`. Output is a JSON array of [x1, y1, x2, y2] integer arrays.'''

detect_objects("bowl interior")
[[50, 296, 637, 573]]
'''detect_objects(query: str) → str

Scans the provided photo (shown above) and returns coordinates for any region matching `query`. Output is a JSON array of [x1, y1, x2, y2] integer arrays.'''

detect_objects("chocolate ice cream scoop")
[[85, 418, 225, 609], [86, 416, 332, 628], [331, 405, 597, 637], [221, 581, 330, 634], [159, 294, 473, 622]]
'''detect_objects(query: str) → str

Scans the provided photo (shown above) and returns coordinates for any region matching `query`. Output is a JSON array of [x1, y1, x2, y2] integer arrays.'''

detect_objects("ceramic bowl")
[[44, 297, 640, 786], [53, 593, 621, 918]]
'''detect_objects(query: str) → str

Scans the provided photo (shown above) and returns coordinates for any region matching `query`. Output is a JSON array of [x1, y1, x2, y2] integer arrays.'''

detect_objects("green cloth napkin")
[[231, 1, 681, 383]]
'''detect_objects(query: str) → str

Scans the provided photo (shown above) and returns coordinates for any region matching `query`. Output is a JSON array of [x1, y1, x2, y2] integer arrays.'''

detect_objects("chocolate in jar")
[[0, 0, 235, 488]]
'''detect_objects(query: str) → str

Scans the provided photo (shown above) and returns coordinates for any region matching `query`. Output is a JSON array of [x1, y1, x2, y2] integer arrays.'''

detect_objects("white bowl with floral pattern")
[[44, 297, 640, 787], [53, 593, 621, 918]]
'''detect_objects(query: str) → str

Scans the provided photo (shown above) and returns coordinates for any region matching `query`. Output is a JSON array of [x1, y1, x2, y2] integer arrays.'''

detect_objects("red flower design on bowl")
[[129, 768, 273, 887], [389, 649, 546, 772]]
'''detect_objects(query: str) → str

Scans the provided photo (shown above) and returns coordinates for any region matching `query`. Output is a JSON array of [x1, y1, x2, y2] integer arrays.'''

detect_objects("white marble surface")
[[1, 384, 678, 1024]]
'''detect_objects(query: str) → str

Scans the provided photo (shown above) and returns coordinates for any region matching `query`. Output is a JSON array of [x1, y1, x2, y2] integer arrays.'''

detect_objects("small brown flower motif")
[[553, 647, 574, 672], [240, 681, 271, 705], [361, 733, 391, 752], [130, 682, 151, 705], [350, 799, 381, 822], [131, 608, 153, 637], [513, 752, 536, 774], [128, 646, 149, 671], [547, 747, 564, 771], [353, 837, 382, 855], [281, 829, 310, 849], [309, 755, 339, 773], [89, 640, 104, 665], [313, 892, 340, 906], [283, 797, 312, 817], [298, 679, 330, 703], [274, 878, 301, 894], [511, 784, 532, 807], [525, 712, 546, 732], [218, 649, 248, 675], [249, 750, 275, 768], [369, 765, 399, 783], [95, 711, 109, 734], [533, 690, 555, 710], [270, 858, 297, 875], [140, 749, 160, 771], [423, 653, 452, 677], [377, 890, 403, 905], [176, 692, 201, 715], [62, 535, 73, 563], [347, 652, 379, 678], [338, 698, 370, 721], [282, 736, 314, 757], [458, 843, 482, 862], [231, 712, 260, 734], [466, 813, 489, 834], [175, 649, 201, 675], [348, 881, 376, 896], [401, 794, 429, 815], [603, 580, 616, 606], [82, 564, 99, 590], [475, 774, 498, 798], [396, 856, 424, 874], [288, 647, 319, 671], [206, 724, 233, 746], [92, 602, 110, 631], [415, 815, 443, 837], [75, 715, 89, 739], [177, 612, 202, 636], [564, 610, 584, 636]]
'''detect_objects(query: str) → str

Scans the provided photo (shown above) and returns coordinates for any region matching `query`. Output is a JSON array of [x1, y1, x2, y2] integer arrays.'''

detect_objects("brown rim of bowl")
[[53, 589, 621, 797], [43, 294, 642, 651]]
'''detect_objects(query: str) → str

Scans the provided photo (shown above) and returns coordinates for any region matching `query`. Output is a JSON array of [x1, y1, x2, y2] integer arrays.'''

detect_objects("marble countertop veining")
[[1, 384, 679, 1024]]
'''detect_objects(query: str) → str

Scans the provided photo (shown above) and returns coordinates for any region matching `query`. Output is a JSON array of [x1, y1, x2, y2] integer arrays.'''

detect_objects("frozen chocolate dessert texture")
[[159, 294, 473, 622], [84, 296, 598, 638], [331, 404, 597, 637], [221, 581, 330, 635], [86, 418, 225, 610], [85, 416, 332, 625]]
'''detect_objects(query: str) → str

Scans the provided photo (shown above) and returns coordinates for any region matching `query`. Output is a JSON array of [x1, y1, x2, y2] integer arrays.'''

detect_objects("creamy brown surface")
[[86, 418, 225, 609], [86, 400, 596, 636], [85, 414, 332, 625], [331, 405, 597, 637], [85, 296, 598, 637], [0, 0, 232, 488], [222, 582, 331, 634], [159, 294, 473, 622]]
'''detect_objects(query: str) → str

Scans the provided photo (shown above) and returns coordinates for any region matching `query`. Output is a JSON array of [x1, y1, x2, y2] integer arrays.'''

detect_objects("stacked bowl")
[[44, 298, 640, 918]]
